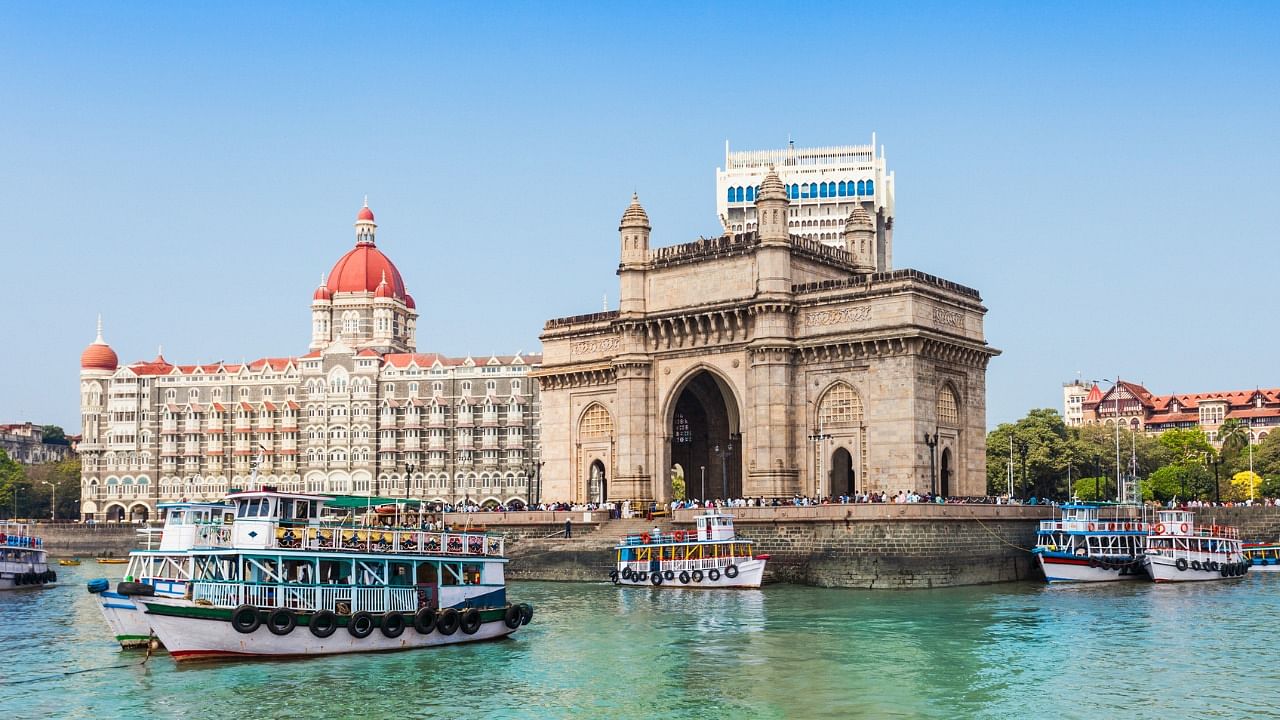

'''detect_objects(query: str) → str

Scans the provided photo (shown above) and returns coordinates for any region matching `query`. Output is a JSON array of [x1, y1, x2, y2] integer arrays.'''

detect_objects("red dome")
[[404, 293, 416, 309], [375, 273, 396, 299], [327, 244, 406, 299], [357, 205, 375, 222], [313, 284, 333, 301], [81, 342, 118, 371]]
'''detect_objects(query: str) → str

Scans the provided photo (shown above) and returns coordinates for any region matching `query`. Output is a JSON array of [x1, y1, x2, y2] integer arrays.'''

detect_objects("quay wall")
[[31, 523, 139, 557]]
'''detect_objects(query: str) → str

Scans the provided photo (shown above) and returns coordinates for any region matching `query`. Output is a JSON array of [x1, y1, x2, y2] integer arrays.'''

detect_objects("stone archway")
[[940, 447, 953, 498], [668, 370, 741, 500], [830, 447, 855, 497], [128, 503, 150, 522], [105, 504, 126, 522], [588, 460, 606, 504]]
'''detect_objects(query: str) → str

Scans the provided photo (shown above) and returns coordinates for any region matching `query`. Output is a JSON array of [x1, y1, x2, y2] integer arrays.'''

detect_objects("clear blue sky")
[[2, 2, 1278, 431]]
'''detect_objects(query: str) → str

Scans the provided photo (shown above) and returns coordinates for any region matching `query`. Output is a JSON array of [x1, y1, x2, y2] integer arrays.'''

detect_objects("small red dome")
[[404, 293, 416, 309], [357, 205, 375, 222], [327, 244, 406, 299], [375, 274, 396, 299], [313, 284, 333, 302], [81, 342, 118, 371]]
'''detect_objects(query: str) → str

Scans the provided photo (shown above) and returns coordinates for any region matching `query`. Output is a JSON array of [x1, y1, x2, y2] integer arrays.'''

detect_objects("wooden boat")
[[1144, 510, 1248, 582], [58, 558, 82, 566], [611, 512, 768, 589], [1032, 502, 1150, 583], [96, 557, 128, 564], [2, 523, 56, 590]]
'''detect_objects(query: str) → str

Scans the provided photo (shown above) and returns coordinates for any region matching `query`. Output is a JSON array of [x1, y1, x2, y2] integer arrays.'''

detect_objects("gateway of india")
[[534, 142, 1000, 504]]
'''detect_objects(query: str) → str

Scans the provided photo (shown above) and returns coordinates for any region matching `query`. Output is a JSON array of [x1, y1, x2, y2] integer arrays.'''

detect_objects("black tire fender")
[[266, 608, 296, 636], [725, 564, 739, 579], [708, 568, 721, 582], [413, 607, 437, 635], [460, 608, 482, 635], [1175, 558, 1188, 572], [381, 612, 406, 638], [347, 611, 375, 639], [309, 610, 338, 638], [518, 603, 533, 626], [691, 569, 704, 583], [679, 570, 691, 584], [437, 608, 460, 636], [504, 605, 522, 629], [231, 604, 261, 634]]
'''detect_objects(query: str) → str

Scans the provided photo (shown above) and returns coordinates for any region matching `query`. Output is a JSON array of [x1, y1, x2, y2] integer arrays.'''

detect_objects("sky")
[[2, 2, 1278, 432]]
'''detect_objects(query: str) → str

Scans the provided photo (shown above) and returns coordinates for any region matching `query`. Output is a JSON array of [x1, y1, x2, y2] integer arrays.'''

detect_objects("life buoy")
[[231, 605, 261, 634], [1175, 558, 1188, 572], [460, 608, 482, 635], [381, 612, 407, 638], [708, 568, 721, 582], [651, 572, 663, 586], [725, 564, 739, 579], [519, 603, 533, 626], [504, 605, 523, 629], [1107, 523, 1114, 531], [1180, 523, 1189, 533], [437, 608, 460, 636], [347, 611, 375, 638], [1088, 523, 1095, 531], [640, 533, 650, 544], [266, 608, 296, 636], [1153, 523, 1166, 535], [691, 569, 704, 583], [413, 608, 437, 635], [673, 530, 684, 542], [679, 570, 691, 584], [310, 610, 338, 638]]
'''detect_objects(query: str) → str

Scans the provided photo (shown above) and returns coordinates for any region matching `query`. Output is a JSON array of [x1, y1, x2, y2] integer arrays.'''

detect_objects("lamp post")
[[1015, 439, 1029, 501], [924, 431, 939, 497], [699, 465, 706, 502], [807, 429, 832, 498], [405, 462, 416, 500], [1093, 455, 1102, 501], [1247, 426, 1255, 501], [41, 481, 55, 521]]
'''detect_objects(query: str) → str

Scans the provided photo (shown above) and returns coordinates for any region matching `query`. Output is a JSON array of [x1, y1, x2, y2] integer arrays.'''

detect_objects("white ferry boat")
[[1, 523, 55, 591], [86, 501, 232, 647], [118, 488, 531, 661], [1032, 503, 1150, 583], [612, 512, 767, 589], [1242, 540, 1280, 572], [1144, 510, 1248, 583]]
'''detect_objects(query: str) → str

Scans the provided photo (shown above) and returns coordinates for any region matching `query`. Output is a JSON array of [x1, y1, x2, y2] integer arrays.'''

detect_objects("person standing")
[[564, 517, 573, 538]]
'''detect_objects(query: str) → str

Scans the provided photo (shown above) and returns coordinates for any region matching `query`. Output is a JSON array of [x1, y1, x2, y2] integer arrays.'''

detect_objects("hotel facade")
[[78, 204, 541, 521]]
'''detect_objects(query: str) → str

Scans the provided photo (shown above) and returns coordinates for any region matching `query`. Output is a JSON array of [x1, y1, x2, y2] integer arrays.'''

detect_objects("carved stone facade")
[[534, 172, 999, 504]]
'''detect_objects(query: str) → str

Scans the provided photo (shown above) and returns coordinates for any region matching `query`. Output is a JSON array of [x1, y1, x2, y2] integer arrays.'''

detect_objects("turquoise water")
[[2, 566, 1279, 719]]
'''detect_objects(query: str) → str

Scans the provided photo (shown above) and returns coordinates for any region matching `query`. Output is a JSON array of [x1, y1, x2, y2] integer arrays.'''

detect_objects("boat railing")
[[1151, 523, 1240, 539], [622, 530, 708, 545], [193, 581, 421, 614], [1038, 520, 1148, 533], [195, 525, 234, 548], [286, 528, 504, 558]]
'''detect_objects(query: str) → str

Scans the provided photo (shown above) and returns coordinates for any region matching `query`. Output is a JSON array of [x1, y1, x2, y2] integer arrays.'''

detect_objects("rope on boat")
[[0, 633, 155, 685], [969, 512, 1035, 553]]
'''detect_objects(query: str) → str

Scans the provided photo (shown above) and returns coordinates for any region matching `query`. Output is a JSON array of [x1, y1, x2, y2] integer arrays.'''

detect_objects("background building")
[[0, 423, 75, 465], [536, 167, 997, 504], [716, 137, 895, 266], [78, 203, 541, 521], [1079, 380, 1280, 444], [1062, 380, 1089, 427]]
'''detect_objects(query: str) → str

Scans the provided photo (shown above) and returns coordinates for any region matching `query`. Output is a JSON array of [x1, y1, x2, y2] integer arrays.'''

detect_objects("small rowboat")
[[58, 558, 82, 566], [96, 558, 128, 564]]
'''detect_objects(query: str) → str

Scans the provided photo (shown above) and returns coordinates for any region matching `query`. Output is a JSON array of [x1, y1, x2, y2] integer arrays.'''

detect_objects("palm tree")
[[1218, 418, 1251, 457]]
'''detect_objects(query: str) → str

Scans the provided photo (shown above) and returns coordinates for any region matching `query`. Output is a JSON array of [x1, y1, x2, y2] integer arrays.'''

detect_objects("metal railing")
[[193, 581, 419, 613]]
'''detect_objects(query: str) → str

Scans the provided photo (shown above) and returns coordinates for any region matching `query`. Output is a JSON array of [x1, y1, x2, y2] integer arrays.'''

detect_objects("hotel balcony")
[[456, 413, 474, 427], [183, 421, 201, 433], [428, 414, 446, 428], [161, 421, 178, 433], [480, 436, 500, 450], [427, 456, 446, 469], [427, 436, 446, 450], [481, 412, 499, 427], [502, 436, 523, 449], [505, 412, 524, 425], [403, 438, 421, 451]]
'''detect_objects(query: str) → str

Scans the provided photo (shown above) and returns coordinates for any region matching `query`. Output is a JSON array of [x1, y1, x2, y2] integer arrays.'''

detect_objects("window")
[[818, 383, 864, 428], [745, 186, 755, 202], [865, 180, 874, 196], [579, 404, 613, 440], [857, 180, 866, 196], [937, 385, 960, 427]]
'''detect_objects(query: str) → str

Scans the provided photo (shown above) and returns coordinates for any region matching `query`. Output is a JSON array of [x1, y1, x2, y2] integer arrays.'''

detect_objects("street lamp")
[[924, 431, 939, 497], [405, 462, 417, 500], [1015, 439, 1029, 501], [699, 465, 706, 502], [808, 429, 832, 498], [41, 481, 55, 521]]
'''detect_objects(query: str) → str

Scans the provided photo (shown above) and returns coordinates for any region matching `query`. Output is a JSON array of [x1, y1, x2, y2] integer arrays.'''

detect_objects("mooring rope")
[[0, 633, 154, 685], [969, 512, 1036, 553]]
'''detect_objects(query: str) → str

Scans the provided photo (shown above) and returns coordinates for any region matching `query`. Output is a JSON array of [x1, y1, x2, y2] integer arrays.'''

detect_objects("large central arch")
[[665, 368, 742, 500]]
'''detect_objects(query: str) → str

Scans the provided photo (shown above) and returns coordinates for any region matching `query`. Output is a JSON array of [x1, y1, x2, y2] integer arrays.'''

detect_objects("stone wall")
[[34, 523, 140, 556]]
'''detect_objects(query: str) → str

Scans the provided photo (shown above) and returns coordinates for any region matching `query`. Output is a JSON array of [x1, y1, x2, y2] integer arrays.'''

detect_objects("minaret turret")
[[618, 193, 651, 316], [755, 165, 789, 245], [310, 274, 333, 351], [843, 203, 877, 274], [355, 196, 377, 246]]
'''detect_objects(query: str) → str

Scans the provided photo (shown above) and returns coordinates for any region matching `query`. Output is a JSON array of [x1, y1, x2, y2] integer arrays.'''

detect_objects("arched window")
[[735, 186, 744, 203], [817, 382, 864, 428], [937, 385, 960, 427], [745, 186, 755, 202], [579, 404, 614, 441], [819, 183, 828, 198], [789, 184, 799, 199], [856, 180, 865, 196], [808, 183, 817, 198], [838, 181, 846, 197], [865, 179, 874, 196], [726, 187, 734, 203]]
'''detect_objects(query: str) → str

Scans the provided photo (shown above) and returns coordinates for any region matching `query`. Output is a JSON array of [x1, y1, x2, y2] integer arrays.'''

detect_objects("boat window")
[[278, 499, 293, 520], [390, 562, 412, 586], [462, 563, 482, 585], [441, 563, 462, 586], [319, 559, 351, 584], [415, 562, 438, 585]]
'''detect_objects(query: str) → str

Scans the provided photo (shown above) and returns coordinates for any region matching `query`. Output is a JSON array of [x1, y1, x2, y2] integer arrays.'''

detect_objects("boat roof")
[[225, 489, 331, 502], [324, 495, 430, 509], [157, 501, 233, 510]]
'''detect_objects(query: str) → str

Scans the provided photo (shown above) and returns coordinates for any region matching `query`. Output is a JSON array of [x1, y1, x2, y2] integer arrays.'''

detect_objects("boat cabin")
[[157, 502, 234, 552], [696, 513, 738, 542], [225, 489, 328, 550]]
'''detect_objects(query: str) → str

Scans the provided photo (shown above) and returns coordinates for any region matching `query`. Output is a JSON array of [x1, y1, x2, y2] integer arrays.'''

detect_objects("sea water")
[[2, 565, 1278, 719]]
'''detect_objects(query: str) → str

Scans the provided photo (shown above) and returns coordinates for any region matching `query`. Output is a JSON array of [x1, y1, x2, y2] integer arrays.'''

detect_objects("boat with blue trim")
[[120, 488, 531, 661], [1242, 540, 1280, 571], [87, 501, 232, 648], [1032, 503, 1150, 583], [612, 512, 767, 588], [1144, 510, 1248, 583], [1, 523, 56, 591]]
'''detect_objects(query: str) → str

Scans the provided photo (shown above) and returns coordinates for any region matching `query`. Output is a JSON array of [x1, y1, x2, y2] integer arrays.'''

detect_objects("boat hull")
[[96, 591, 158, 648], [614, 558, 766, 589], [1036, 554, 1147, 583], [0, 573, 55, 591], [142, 599, 520, 661], [1145, 555, 1248, 583]]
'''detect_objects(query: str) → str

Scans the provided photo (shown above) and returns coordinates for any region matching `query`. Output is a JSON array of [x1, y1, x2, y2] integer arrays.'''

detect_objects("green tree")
[[40, 425, 69, 446], [0, 449, 28, 519], [1227, 471, 1263, 502], [1142, 466, 1185, 502], [985, 409, 1071, 499], [25, 458, 81, 519], [1158, 428, 1214, 466], [1071, 477, 1114, 502]]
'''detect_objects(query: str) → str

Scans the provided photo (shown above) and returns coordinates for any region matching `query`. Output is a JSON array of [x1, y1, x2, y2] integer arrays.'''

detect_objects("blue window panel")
[[819, 183, 826, 198], [838, 181, 846, 197], [866, 179, 874, 196], [745, 186, 755, 202], [727, 187, 734, 203], [857, 180, 865, 195], [790, 184, 799, 199], [809, 183, 818, 197], [735, 186, 744, 203]]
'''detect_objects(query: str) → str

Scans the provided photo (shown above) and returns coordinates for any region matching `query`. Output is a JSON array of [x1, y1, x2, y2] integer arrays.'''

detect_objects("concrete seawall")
[[32, 523, 140, 557]]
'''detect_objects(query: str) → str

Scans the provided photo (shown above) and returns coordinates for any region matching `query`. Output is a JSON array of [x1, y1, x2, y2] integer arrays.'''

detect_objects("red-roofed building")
[[78, 202, 544, 522], [1078, 380, 1280, 444]]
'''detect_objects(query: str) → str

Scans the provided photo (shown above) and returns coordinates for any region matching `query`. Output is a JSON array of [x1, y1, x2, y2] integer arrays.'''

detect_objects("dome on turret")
[[326, 201, 407, 301], [80, 317, 118, 371], [619, 193, 650, 229], [757, 166, 788, 202], [375, 271, 396, 299], [845, 203, 874, 231]]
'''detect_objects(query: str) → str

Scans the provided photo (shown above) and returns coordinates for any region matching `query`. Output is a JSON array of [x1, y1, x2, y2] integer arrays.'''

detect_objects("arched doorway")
[[105, 504, 125, 522], [670, 370, 740, 500], [940, 448, 953, 498], [830, 448, 855, 497], [588, 460, 606, 504], [129, 504, 149, 522]]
